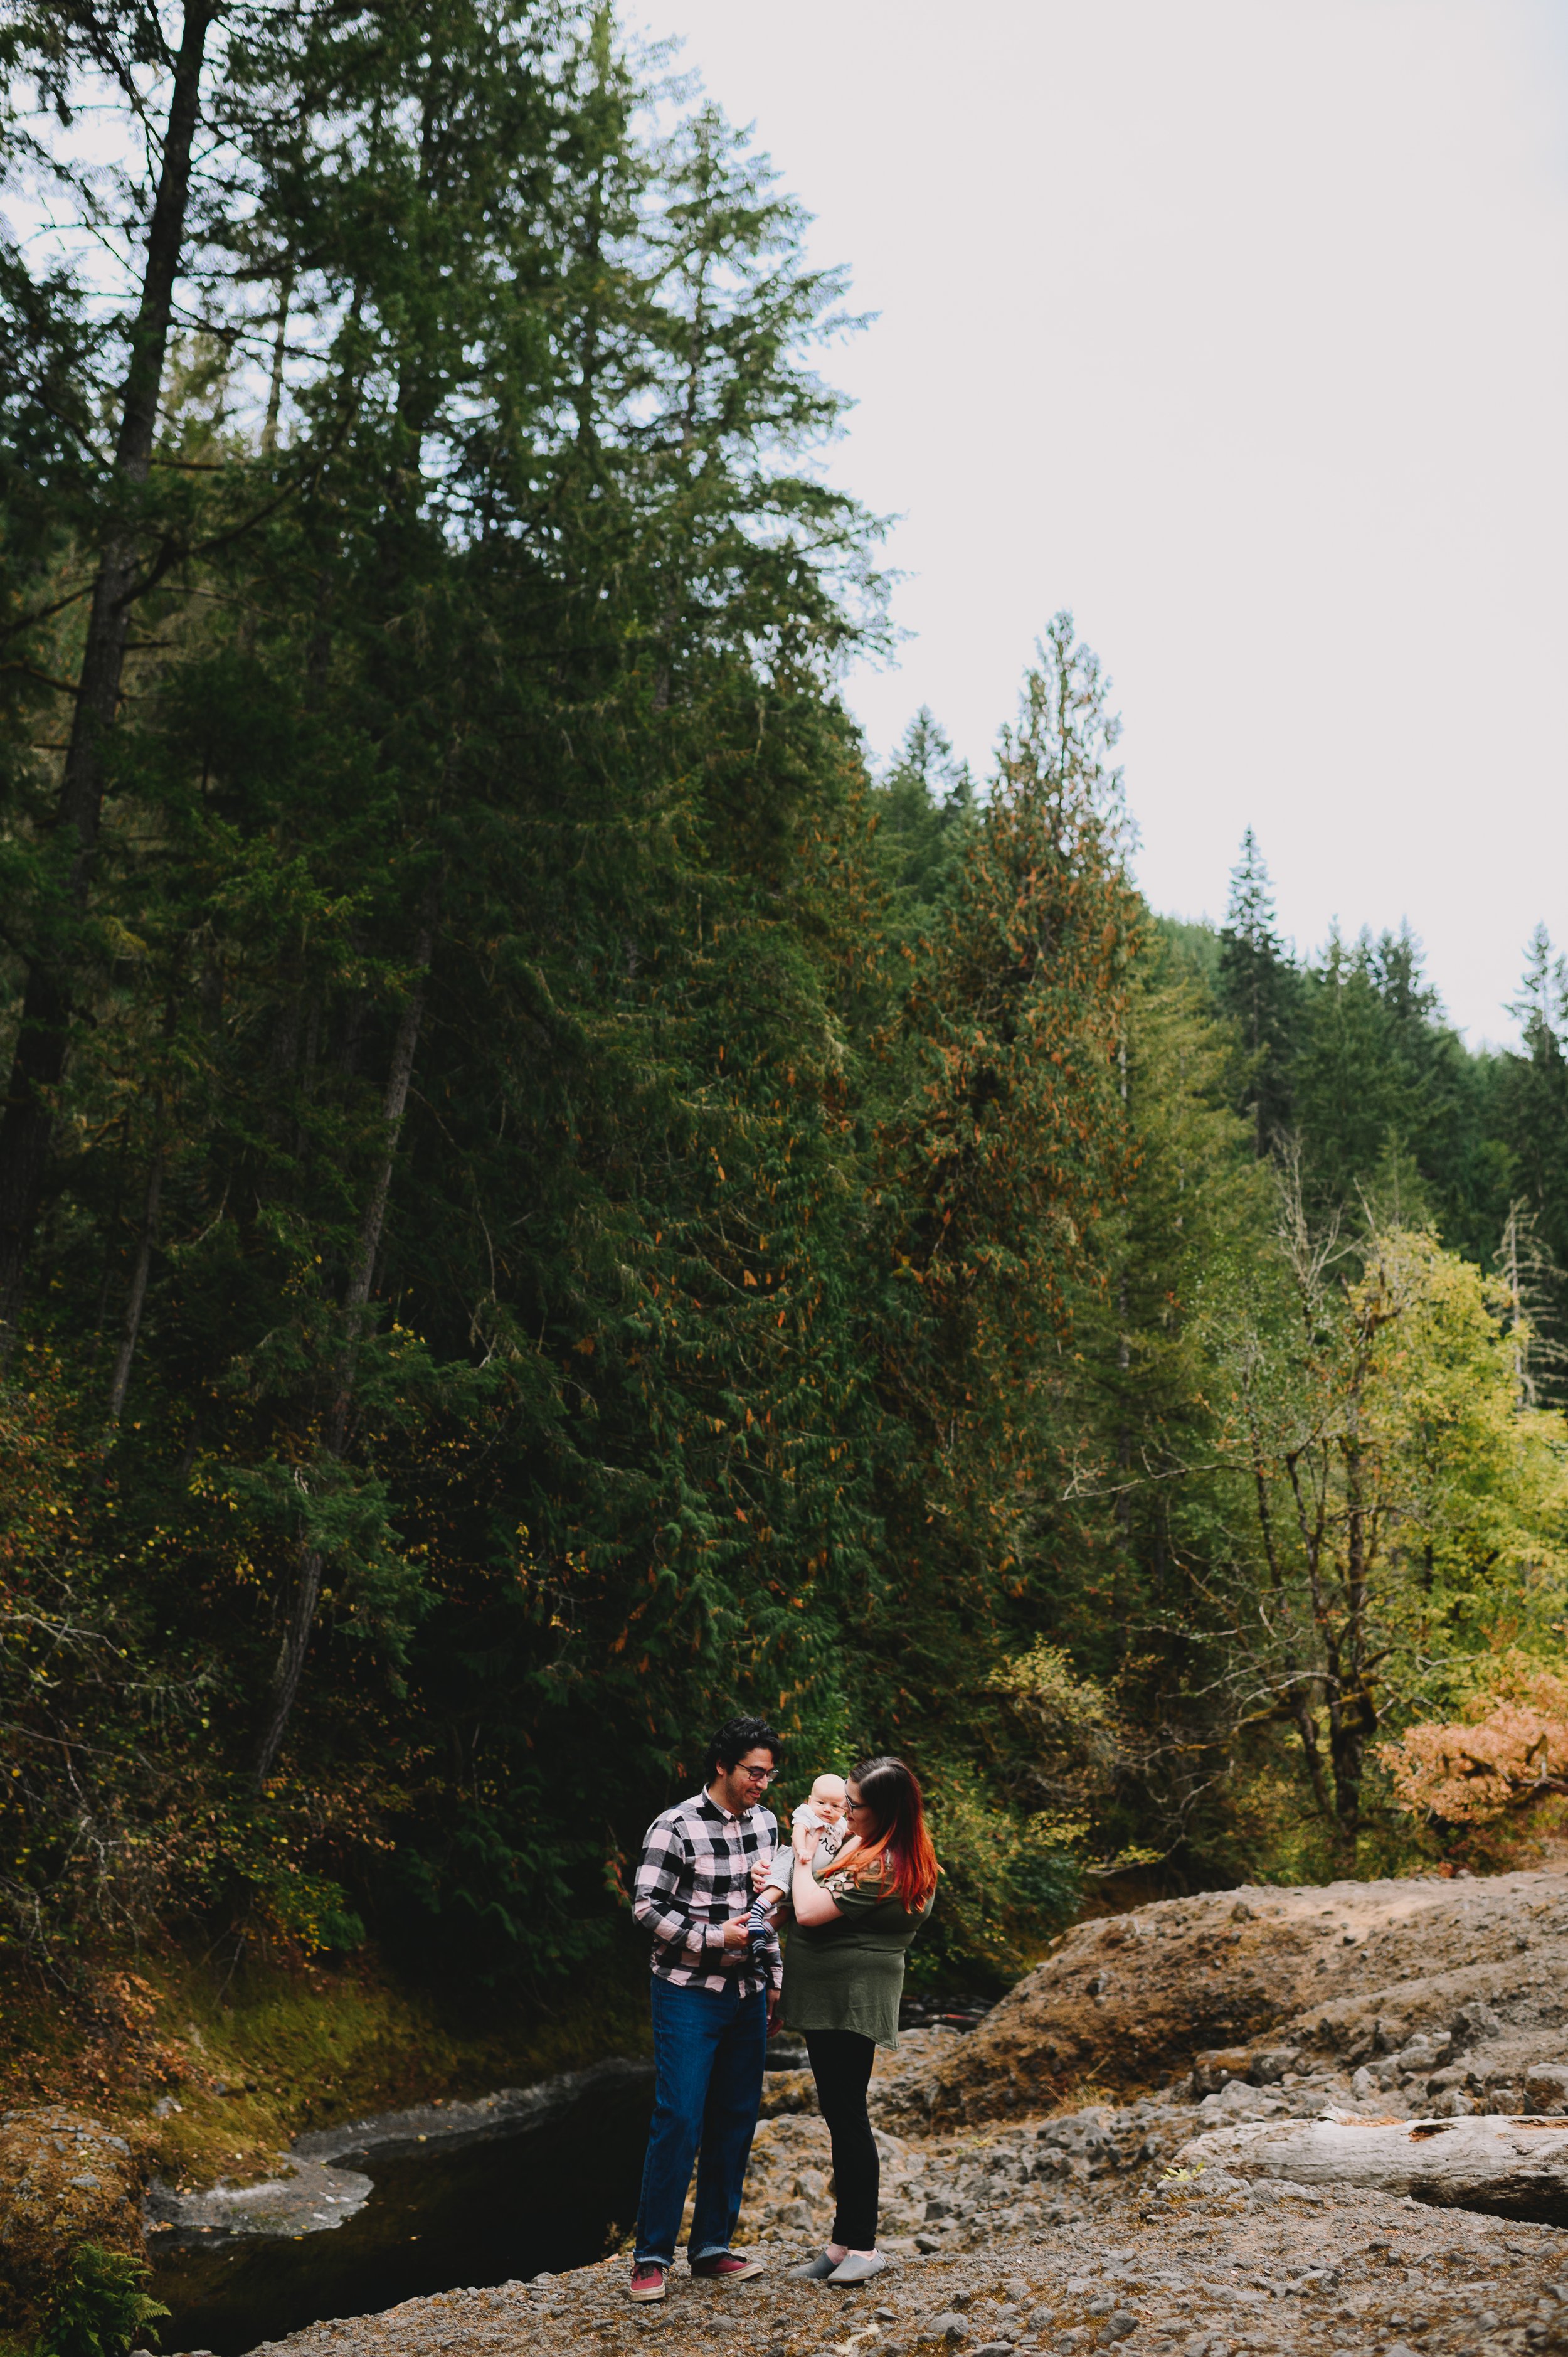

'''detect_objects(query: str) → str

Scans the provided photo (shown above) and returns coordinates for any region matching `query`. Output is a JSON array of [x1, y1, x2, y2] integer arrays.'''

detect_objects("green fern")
[[34, 2245, 169, 2357]]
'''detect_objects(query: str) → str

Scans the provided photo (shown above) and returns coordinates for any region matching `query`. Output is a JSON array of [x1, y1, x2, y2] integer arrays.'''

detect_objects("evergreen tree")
[[1290, 927, 1417, 1216], [1216, 829, 1298, 1159], [1504, 927, 1568, 1273], [0, 0, 310, 1327], [1493, 928, 1568, 1398], [1153, 914, 1222, 993], [1048, 937, 1278, 1879], [0, 2, 903, 1974], [1289, 925, 1508, 1252], [850, 614, 1139, 1969], [867, 706, 974, 920]]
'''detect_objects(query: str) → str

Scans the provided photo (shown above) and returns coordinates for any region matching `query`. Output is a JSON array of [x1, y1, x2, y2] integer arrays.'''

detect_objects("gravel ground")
[[238, 2079, 1568, 2357], [239, 2173, 1568, 2357]]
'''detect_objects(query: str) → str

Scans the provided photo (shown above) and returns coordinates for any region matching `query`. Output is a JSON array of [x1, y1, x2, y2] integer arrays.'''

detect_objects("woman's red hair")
[[846, 1755, 938, 1910]]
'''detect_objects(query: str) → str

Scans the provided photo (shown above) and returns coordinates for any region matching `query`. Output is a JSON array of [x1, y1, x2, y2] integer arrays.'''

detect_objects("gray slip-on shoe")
[[788, 2249, 841, 2280], [827, 2250, 889, 2285]]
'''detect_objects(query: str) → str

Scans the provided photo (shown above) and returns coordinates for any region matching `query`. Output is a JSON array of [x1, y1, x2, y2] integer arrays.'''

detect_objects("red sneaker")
[[628, 2262, 667, 2302], [690, 2252, 766, 2282]]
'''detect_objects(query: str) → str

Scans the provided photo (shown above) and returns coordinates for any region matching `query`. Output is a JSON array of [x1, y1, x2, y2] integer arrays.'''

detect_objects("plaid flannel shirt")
[[633, 1790, 783, 1996]]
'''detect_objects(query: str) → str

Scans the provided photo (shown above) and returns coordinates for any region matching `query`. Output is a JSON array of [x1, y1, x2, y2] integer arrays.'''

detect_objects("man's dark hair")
[[703, 1715, 782, 1784]]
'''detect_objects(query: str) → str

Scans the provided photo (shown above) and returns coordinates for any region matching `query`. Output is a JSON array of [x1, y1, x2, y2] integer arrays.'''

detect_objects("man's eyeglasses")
[[734, 1765, 776, 1784]]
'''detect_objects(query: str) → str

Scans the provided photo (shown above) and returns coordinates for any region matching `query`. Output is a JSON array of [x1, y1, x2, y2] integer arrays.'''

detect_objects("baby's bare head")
[[810, 1773, 847, 1822]]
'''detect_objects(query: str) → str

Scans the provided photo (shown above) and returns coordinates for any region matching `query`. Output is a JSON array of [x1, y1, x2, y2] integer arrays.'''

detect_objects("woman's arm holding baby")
[[790, 1817, 864, 1925]]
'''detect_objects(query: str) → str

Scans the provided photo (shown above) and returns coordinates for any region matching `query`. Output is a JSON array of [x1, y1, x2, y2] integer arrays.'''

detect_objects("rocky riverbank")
[[231, 1866, 1568, 2357]]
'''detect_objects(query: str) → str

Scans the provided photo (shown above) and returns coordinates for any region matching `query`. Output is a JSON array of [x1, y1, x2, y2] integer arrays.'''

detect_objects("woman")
[[778, 1755, 938, 2285]]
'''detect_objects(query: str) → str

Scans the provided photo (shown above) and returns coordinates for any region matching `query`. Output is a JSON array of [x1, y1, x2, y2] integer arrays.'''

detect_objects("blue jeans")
[[634, 1975, 768, 2265]]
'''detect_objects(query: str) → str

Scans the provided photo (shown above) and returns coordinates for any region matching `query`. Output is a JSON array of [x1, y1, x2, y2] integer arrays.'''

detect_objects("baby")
[[746, 1772, 862, 1950]]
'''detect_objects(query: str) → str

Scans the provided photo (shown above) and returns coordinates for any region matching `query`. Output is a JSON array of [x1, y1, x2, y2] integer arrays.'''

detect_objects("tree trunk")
[[1248, 1425, 1333, 1828], [253, 901, 437, 1787], [1182, 2114, 1568, 2221], [105, 1150, 164, 1432], [1329, 1348, 1379, 1860], [0, 0, 215, 1334], [261, 271, 293, 457], [652, 247, 708, 711]]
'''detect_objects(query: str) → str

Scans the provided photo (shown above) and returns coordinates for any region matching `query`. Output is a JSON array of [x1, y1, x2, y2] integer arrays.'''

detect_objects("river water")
[[149, 2062, 657, 2355]]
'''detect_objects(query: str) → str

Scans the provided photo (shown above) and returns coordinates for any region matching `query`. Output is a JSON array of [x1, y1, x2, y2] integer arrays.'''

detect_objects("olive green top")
[[777, 1854, 933, 2048]]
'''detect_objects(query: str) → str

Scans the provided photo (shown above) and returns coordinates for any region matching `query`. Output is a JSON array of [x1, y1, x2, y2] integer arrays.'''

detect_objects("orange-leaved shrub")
[[1379, 1654, 1568, 1824]]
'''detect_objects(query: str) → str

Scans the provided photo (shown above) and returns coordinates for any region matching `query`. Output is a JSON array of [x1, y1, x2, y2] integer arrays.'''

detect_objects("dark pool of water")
[[149, 2067, 655, 2356]]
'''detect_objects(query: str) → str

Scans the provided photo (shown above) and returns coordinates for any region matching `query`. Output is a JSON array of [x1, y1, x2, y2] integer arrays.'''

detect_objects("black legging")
[[804, 2029, 879, 2250]]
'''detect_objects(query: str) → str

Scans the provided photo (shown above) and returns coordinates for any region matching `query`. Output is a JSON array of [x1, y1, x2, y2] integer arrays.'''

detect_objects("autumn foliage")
[[1379, 1657, 1568, 1826]]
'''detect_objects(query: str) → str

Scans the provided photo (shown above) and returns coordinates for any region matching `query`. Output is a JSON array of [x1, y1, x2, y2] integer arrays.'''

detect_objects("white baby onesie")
[[759, 1797, 845, 1895]]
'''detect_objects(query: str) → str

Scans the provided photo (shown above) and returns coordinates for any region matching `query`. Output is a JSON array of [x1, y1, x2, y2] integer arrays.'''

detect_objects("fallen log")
[[1179, 2113, 1568, 2225]]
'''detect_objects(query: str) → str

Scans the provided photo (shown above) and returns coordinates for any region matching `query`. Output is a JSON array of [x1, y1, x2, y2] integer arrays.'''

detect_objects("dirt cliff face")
[[901, 1870, 1568, 2128]]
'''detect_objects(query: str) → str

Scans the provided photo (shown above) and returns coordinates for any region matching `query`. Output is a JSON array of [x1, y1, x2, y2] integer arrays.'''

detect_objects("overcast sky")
[[628, 0, 1568, 1045]]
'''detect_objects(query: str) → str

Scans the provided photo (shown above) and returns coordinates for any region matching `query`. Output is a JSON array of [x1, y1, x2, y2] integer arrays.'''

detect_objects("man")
[[628, 1715, 783, 2302]]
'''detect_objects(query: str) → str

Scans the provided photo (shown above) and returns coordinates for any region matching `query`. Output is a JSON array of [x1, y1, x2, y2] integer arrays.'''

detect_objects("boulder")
[[1176, 2112, 1568, 2225], [895, 1868, 1568, 2127], [0, 2107, 147, 2335], [145, 2152, 372, 2243], [758, 2068, 817, 2117]]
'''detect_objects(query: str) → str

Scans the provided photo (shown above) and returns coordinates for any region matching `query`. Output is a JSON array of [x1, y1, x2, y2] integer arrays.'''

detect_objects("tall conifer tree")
[[1216, 829, 1298, 1159], [1505, 928, 1568, 1259]]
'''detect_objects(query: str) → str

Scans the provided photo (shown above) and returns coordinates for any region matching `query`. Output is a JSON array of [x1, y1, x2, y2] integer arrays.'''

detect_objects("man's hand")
[[721, 1918, 752, 1950]]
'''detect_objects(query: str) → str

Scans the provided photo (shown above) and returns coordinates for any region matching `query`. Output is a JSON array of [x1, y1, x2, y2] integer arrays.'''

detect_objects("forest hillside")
[[4, 0, 1568, 2107]]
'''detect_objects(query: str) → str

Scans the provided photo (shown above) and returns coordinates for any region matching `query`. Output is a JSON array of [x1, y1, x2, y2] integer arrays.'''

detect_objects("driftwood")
[[1179, 2114, 1568, 2224]]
